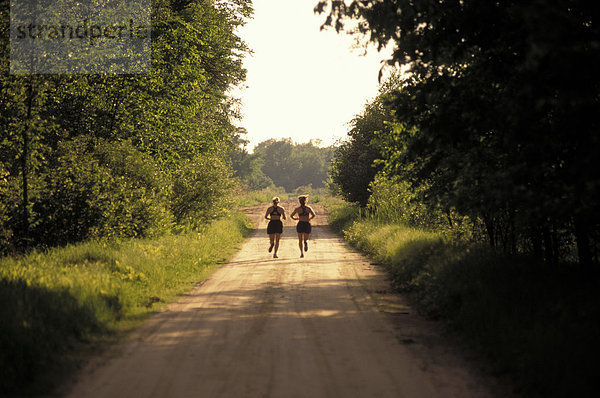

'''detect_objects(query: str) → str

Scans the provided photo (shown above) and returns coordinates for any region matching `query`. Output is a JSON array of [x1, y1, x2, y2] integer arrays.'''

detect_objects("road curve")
[[63, 202, 494, 398]]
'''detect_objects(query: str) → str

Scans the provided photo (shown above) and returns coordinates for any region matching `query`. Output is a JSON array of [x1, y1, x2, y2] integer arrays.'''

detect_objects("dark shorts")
[[267, 219, 283, 234], [296, 221, 312, 234]]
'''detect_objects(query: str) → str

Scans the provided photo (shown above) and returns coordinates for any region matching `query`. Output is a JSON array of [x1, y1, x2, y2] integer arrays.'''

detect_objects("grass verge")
[[0, 211, 252, 396], [235, 187, 290, 207], [235, 187, 331, 207], [325, 200, 600, 397]]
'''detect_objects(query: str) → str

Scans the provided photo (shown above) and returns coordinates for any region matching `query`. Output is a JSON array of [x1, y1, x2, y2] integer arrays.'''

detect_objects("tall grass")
[[235, 187, 290, 206], [235, 187, 332, 208], [321, 197, 359, 232], [290, 186, 330, 204], [0, 212, 252, 396], [326, 201, 600, 397]]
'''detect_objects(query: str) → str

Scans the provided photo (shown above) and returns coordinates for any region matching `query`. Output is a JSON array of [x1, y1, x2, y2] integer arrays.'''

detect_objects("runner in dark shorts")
[[265, 197, 286, 258], [267, 219, 283, 234], [290, 195, 316, 258], [296, 221, 311, 234]]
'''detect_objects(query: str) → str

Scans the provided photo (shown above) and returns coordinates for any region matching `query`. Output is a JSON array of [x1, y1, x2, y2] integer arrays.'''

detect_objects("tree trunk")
[[574, 215, 592, 270], [542, 226, 554, 266], [531, 225, 543, 261], [483, 215, 495, 247], [551, 223, 560, 265], [20, 80, 34, 247], [445, 211, 453, 229]]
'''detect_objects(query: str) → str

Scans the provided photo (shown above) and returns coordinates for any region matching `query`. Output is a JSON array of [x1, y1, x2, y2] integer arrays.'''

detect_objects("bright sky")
[[232, 0, 391, 151]]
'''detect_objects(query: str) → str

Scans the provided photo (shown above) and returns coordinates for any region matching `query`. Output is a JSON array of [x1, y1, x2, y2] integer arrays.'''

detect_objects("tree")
[[0, 0, 253, 252], [329, 76, 398, 206], [318, 0, 600, 266], [228, 127, 273, 190], [254, 139, 332, 192]]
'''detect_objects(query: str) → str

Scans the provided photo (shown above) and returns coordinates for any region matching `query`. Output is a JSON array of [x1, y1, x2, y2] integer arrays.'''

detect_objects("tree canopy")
[[252, 138, 333, 192], [0, 0, 252, 252], [329, 76, 400, 205], [319, 0, 600, 267]]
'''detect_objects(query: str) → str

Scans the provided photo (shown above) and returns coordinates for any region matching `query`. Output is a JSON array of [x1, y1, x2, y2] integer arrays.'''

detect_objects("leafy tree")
[[228, 127, 273, 190], [318, 0, 600, 267], [329, 76, 399, 206], [291, 141, 332, 189], [30, 137, 172, 246], [170, 153, 236, 227], [254, 138, 332, 192], [0, 0, 253, 253]]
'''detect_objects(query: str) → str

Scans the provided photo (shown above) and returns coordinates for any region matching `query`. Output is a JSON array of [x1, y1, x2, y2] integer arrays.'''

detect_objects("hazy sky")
[[232, 0, 390, 151]]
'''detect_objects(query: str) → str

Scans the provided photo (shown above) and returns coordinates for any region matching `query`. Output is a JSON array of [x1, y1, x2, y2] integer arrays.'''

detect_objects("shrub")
[[170, 154, 236, 227], [367, 173, 480, 239], [30, 137, 171, 246]]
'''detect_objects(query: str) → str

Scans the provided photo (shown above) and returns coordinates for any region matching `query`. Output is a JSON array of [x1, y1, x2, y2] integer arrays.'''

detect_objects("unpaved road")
[[64, 201, 496, 398]]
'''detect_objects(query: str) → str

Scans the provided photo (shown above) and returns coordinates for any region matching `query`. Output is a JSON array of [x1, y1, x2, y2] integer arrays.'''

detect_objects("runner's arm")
[[308, 206, 316, 221]]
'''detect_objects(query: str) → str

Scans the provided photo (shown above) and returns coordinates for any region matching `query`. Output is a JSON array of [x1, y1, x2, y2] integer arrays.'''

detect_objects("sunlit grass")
[[0, 211, 252, 395], [290, 186, 330, 204], [236, 187, 332, 207], [325, 200, 600, 397], [235, 187, 290, 206]]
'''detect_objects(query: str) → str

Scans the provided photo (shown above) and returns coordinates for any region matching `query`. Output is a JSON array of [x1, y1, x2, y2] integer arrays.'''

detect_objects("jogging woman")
[[290, 195, 315, 258], [265, 197, 286, 258]]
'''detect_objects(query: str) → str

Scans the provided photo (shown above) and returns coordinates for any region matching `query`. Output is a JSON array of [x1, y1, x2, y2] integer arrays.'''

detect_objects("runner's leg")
[[297, 232, 304, 257], [268, 233, 274, 252], [273, 233, 280, 258]]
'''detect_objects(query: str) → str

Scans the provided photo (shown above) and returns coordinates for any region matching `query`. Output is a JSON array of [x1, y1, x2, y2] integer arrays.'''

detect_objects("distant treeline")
[[0, 0, 253, 254], [323, 1, 600, 268], [229, 132, 333, 193]]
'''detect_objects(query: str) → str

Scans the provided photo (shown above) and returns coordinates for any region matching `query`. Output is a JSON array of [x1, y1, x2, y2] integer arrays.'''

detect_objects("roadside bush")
[[170, 154, 235, 227], [30, 137, 171, 246], [367, 173, 477, 239], [329, 201, 600, 397], [91, 139, 173, 238], [366, 174, 428, 224], [323, 197, 359, 233]]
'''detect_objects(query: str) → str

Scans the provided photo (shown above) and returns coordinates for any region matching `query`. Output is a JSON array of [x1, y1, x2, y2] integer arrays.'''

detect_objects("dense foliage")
[[320, 0, 600, 268], [227, 127, 274, 190], [230, 136, 333, 192], [255, 138, 333, 192], [0, 0, 252, 253], [329, 81, 391, 206]]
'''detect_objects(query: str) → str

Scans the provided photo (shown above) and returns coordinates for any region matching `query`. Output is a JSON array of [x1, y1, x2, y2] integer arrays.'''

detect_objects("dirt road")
[[64, 202, 494, 397]]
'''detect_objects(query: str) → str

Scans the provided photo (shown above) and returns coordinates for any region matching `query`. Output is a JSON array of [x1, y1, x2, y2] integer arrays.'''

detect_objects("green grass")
[[321, 197, 359, 232], [290, 186, 330, 204], [235, 187, 332, 208], [0, 211, 252, 396], [326, 201, 600, 397], [235, 187, 290, 207]]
